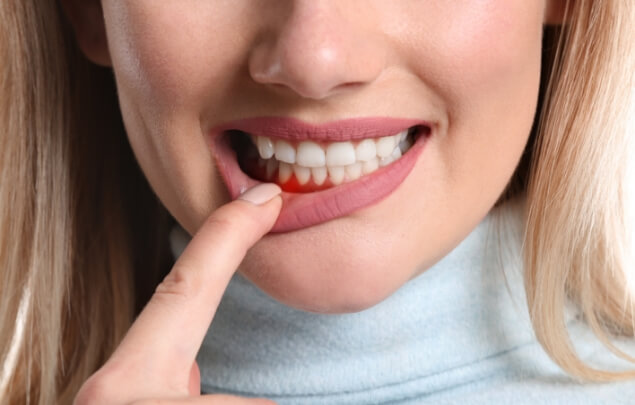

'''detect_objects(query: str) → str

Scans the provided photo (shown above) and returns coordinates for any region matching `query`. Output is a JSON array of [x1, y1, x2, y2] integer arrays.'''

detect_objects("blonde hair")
[[0, 1, 173, 404], [0, 0, 633, 403], [522, 0, 635, 381]]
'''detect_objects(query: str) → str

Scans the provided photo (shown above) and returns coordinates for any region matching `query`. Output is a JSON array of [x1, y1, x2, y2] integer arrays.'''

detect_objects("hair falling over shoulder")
[[521, 0, 635, 381], [0, 0, 633, 403]]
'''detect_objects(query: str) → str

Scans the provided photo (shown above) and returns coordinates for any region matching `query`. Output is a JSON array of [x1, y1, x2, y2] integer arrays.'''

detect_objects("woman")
[[1, 0, 634, 403]]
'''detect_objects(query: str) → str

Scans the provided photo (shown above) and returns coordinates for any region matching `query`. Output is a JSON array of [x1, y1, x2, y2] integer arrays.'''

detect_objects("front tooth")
[[376, 135, 397, 158], [274, 140, 296, 164], [266, 159, 278, 180], [345, 162, 362, 181], [279, 162, 293, 183], [355, 139, 376, 162], [257, 136, 275, 159], [328, 166, 345, 185], [326, 142, 356, 166], [312, 167, 327, 185], [293, 165, 311, 185], [362, 158, 378, 174], [296, 141, 326, 167]]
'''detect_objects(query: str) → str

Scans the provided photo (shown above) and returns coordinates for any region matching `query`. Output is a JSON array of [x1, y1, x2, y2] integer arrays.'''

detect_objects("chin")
[[238, 228, 414, 314]]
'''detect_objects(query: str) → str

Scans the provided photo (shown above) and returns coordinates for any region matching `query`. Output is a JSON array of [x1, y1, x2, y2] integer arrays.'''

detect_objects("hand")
[[74, 184, 283, 405]]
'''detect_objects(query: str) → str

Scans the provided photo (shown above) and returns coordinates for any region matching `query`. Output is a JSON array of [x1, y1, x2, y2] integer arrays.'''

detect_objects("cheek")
[[401, 1, 544, 117], [101, 3, 250, 228], [103, 4, 233, 109], [406, 2, 543, 188], [422, 2, 544, 78]]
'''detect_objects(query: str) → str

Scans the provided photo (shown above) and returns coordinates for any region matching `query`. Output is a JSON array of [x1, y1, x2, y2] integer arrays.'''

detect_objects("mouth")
[[208, 117, 432, 232], [230, 125, 422, 193]]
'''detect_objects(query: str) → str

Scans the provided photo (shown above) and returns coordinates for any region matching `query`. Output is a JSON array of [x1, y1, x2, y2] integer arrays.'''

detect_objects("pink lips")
[[208, 117, 431, 232]]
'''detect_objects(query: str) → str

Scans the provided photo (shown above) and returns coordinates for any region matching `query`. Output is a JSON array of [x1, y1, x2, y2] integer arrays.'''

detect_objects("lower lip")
[[209, 130, 430, 233]]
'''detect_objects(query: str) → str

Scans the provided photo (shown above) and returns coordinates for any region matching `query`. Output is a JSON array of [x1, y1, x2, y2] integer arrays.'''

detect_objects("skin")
[[61, 0, 565, 402]]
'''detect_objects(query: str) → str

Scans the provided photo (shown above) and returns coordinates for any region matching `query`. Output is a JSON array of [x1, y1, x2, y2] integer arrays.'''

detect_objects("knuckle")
[[154, 264, 198, 302], [205, 211, 236, 234], [205, 214, 241, 241]]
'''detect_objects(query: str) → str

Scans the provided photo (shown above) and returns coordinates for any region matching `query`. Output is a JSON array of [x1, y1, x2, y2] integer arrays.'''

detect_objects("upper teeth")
[[252, 129, 410, 167]]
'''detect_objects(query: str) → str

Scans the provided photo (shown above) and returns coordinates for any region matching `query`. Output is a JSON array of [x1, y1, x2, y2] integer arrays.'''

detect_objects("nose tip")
[[249, 41, 374, 100], [247, 6, 385, 100]]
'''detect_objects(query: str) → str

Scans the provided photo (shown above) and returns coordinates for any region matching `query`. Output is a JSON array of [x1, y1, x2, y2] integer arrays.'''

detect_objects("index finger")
[[109, 184, 282, 387]]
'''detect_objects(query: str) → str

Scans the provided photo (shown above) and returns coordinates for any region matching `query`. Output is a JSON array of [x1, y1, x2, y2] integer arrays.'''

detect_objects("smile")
[[208, 117, 432, 232]]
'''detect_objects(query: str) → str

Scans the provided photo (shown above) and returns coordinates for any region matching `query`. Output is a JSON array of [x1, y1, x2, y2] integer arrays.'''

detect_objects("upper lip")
[[210, 116, 431, 142]]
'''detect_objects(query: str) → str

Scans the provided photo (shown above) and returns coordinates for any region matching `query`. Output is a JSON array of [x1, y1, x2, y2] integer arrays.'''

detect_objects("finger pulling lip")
[[207, 117, 432, 233]]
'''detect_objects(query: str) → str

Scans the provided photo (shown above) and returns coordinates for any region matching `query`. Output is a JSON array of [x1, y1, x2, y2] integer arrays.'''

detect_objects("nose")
[[248, 1, 386, 100]]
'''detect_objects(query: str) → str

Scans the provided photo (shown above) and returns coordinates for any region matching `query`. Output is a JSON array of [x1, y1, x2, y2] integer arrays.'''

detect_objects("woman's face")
[[69, 1, 561, 313]]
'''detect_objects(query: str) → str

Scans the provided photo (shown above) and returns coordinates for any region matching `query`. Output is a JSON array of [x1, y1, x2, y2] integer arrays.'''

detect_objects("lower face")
[[101, 1, 545, 313]]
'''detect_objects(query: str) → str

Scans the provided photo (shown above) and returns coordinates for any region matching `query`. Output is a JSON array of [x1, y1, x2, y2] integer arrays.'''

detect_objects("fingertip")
[[234, 183, 283, 232], [238, 183, 282, 205]]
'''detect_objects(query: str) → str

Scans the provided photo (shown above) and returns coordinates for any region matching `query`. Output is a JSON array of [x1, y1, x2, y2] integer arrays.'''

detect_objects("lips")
[[208, 117, 431, 232]]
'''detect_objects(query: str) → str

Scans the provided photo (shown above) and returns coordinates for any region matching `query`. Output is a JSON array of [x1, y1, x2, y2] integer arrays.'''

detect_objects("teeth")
[[362, 158, 379, 174], [312, 167, 328, 185], [391, 147, 402, 160], [293, 165, 311, 185], [376, 135, 397, 158], [297, 141, 326, 167], [274, 140, 296, 164], [257, 136, 275, 159], [278, 162, 293, 183], [355, 139, 376, 162], [248, 128, 418, 187], [345, 162, 363, 181], [378, 156, 393, 167], [328, 166, 346, 185], [326, 142, 356, 166], [252, 130, 412, 166]]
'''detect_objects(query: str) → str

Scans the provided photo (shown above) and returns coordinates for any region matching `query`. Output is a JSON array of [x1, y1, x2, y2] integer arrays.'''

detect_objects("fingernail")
[[238, 183, 282, 205]]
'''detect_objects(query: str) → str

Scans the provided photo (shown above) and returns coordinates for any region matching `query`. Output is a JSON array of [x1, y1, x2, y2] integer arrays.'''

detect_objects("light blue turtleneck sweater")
[[170, 198, 635, 404]]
